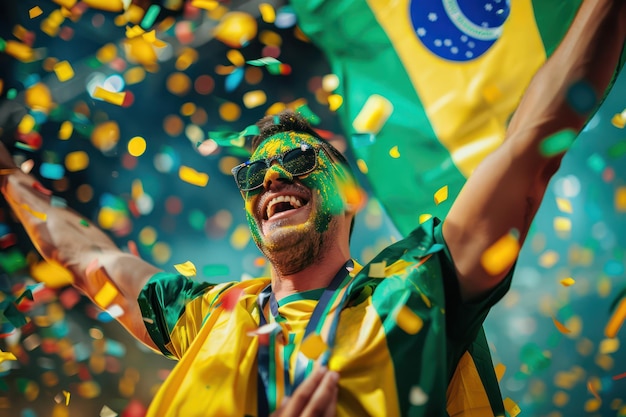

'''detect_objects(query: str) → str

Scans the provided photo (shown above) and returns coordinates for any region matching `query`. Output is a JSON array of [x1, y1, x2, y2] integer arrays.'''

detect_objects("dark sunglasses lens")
[[282, 147, 317, 176], [237, 161, 267, 190]]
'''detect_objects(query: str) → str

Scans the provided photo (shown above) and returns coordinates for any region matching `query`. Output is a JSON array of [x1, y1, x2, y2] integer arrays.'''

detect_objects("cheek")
[[307, 172, 344, 216]]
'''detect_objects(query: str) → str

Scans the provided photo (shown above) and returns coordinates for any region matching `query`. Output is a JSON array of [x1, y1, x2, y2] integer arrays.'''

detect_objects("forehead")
[[251, 132, 320, 159]]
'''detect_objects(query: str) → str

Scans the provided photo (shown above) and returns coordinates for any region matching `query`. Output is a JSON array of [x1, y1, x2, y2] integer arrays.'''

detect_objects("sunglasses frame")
[[231, 143, 326, 192]]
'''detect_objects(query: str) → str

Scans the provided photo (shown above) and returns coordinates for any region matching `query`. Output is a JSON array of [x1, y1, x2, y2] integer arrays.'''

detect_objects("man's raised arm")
[[442, 0, 626, 302], [0, 142, 161, 350]]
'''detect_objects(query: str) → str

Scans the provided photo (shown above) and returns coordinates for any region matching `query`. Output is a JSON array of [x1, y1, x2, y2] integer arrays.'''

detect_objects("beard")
[[256, 213, 340, 276]]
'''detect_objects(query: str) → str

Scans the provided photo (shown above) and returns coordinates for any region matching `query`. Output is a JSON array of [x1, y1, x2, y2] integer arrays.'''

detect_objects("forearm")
[[508, 0, 626, 144]]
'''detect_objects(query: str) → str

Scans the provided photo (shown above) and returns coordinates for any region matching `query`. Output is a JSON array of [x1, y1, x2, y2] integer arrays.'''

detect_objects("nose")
[[263, 162, 293, 190]]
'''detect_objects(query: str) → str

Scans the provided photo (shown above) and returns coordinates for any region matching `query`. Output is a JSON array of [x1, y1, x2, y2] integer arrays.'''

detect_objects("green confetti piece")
[[7, 89, 17, 100], [587, 153, 605, 173], [246, 57, 281, 67], [209, 125, 260, 147], [295, 104, 320, 125], [0, 248, 27, 274], [538, 129, 576, 156], [607, 140, 626, 159], [202, 264, 230, 277], [188, 209, 206, 231], [141, 4, 161, 29], [0, 38, 6, 52], [266, 63, 282, 75]]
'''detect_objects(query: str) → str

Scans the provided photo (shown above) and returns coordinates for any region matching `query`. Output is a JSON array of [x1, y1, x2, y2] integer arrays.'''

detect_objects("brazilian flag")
[[290, 0, 626, 236]]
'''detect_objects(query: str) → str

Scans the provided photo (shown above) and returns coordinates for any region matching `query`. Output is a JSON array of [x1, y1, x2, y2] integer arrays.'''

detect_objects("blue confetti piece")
[[351, 133, 376, 148], [39, 162, 65, 180], [105, 339, 126, 357], [0, 223, 9, 236], [275, 5, 297, 29], [73, 342, 90, 361], [586, 153, 605, 173], [96, 310, 115, 322], [225, 67, 245, 92]]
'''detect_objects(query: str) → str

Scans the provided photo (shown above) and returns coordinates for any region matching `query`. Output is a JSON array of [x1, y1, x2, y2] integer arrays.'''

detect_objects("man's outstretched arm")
[[443, 0, 626, 302], [0, 143, 162, 350]]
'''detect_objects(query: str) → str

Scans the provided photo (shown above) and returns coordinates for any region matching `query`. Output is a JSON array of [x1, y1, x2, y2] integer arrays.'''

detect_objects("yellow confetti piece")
[[368, 261, 387, 278], [395, 305, 423, 334], [94, 281, 118, 309], [4, 40, 34, 61], [300, 334, 327, 360], [503, 397, 521, 417], [559, 277, 575, 287], [191, 0, 219, 11], [53, 61, 75, 82], [29, 6, 43, 18], [259, 3, 276, 23], [434, 185, 448, 205], [0, 351, 17, 363], [93, 86, 126, 106], [555, 197, 573, 213], [18, 114, 36, 135], [553, 217, 571, 233], [605, 297, 626, 338], [480, 232, 520, 276], [389, 145, 400, 158], [615, 187, 626, 212], [584, 398, 602, 413], [21, 203, 47, 221], [230, 224, 251, 250], [125, 25, 145, 39], [131, 179, 144, 200], [58, 121, 73, 140], [243, 90, 267, 109], [611, 113, 626, 129], [127, 136, 147, 157], [63, 390, 70, 406], [539, 250, 559, 268], [30, 260, 74, 288], [174, 261, 197, 277], [328, 94, 343, 111], [599, 338, 620, 354], [226, 49, 245, 67], [65, 151, 89, 172], [356, 159, 368, 174], [552, 316, 571, 334], [179, 166, 209, 187], [352, 94, 393, 134], [494, 363, 506, 382], [175, 48, 198, 71], [418, 214, 432, 224]]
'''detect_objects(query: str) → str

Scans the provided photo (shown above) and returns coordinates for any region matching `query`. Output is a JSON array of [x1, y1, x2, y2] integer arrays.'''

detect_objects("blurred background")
[[0, 1, 625, 416]]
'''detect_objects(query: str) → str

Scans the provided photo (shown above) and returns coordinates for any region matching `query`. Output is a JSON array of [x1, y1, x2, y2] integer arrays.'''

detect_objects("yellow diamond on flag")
[[174, 261, 197, 277], [300, 334, 327, 360]]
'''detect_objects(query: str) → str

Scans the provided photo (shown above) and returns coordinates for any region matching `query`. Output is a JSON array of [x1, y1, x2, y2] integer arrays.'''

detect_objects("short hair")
[[251, 110, 357, 237]]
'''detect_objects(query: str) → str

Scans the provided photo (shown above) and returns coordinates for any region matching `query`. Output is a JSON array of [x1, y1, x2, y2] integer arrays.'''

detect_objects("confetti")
[[100, 405, 119, 417], [178, 166, 209, 187], [611, 113, 626, 128], [552, 316, 571, 334], [21, 203, 47, 221], [0, 350, 17, 363], [174, 260, 197, 277], [94, 281, 119, 309], [352, 94, 393, 134], [480, 232, 520, 276], [394, 305, 423, 335], [53, 60, 75, 82], [555, 197, 573, 213], [605, 297, 626, 338], [433, 185, 448, 205], [93, 86, 126, 106], [389, 145, 401, 158], [29, 6, 43, 19], [368, 261, 387, 278], [502, 397, 521, 417], [560, 277, 575, 287], [494, 363, 506, 382], [615, 187, 626, 212], [539, 129, 576, 156], [328, 94, 343, 111], [220, 287, 243, 311], [599, 338, 620, 354], [409, 386, 428, 406], [191, 0, 219, 11], [300, 334, 328, 360], [140, 4, 161, 29], [243, 90, 267, 108], [259, 3, 276, 23]]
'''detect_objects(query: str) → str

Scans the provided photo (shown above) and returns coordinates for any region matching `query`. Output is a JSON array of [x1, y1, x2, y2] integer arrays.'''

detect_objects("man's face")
[[241, 132, 351, 270]]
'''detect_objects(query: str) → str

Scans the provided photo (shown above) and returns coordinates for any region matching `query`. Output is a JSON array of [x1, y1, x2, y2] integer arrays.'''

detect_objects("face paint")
[[242, 132, 350, 258]]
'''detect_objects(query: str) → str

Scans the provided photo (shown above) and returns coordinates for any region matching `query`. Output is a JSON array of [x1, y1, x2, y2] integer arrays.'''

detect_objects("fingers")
[[270, 367, 339, 417], [301, 370, 339, 417]]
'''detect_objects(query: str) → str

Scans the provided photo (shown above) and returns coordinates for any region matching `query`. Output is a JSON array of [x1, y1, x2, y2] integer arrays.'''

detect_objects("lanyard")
[[256, 260, 355, 416]]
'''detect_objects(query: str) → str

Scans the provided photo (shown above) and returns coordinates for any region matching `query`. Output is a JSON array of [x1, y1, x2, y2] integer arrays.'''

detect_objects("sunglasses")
[[231, 143, 323, 192]]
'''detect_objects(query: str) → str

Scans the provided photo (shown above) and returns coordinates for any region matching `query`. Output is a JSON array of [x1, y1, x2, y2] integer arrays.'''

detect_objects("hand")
[[270, 367, 339, 417]]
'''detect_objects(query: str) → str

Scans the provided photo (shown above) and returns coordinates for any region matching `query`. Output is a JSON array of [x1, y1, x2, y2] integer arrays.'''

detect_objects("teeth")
[[266, 195, 304, 219]]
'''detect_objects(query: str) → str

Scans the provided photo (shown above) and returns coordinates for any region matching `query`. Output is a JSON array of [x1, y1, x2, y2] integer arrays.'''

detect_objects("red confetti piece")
[[220, 287, 243, 311], [32, 181, 52, 196], [612, 371, 626, 381], [127, 240, 139, 257]]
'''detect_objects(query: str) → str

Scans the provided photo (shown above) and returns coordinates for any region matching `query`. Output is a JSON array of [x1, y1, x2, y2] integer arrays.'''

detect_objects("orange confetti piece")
[[53, 60, 75, 82], [434, 185, 448, 205], [503, 398, 521, 417], [93, 86, 126, 106], [94, 281, 119, 309], [300, 334, 328, 360], [615, 187, 626, 212], [58, 121, 74, 140], [480, 232, 520, 276], [174, 261, 197, 277], [29, 6, 43, 18], [587, 379, 601, 400], [494, 363, 506, 382], [65, 151, 89, 172], [178, 166, 209, 187], [560, 277, 575, 287], [552, 316, 571, 334], [395, 305, 423, 335], [226, 49, 245, 67], [611, 113, 626, 129], [605, 297, 626, 338]]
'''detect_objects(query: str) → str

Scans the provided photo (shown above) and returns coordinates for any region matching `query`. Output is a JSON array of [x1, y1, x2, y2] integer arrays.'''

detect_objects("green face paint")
[[242, 132, 349, 252]]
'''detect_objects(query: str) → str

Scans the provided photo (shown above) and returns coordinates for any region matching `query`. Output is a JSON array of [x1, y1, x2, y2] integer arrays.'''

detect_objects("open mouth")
[[263, 195, 309, 220]]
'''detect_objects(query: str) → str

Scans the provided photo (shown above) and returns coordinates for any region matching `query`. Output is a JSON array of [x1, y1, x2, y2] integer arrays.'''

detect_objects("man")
[[1, 0, 625, 416]]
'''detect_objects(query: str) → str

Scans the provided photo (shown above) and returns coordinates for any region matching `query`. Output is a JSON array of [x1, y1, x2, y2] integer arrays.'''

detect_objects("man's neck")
[[270, 251, 350, 301]]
